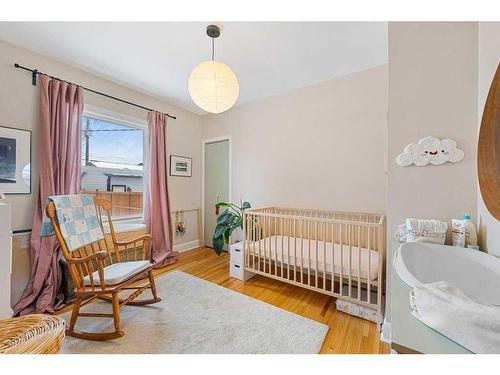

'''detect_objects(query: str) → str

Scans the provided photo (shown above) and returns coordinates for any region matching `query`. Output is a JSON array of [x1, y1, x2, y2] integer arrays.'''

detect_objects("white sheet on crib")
[[246, 235, 379, 281]]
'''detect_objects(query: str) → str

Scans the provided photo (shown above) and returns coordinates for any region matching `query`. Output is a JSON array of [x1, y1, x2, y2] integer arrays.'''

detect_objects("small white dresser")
[[0, 202, 13, 318], [229, 242, 254, 281]]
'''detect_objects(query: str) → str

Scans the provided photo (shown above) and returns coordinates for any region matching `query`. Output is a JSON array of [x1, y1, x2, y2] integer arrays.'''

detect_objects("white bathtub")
[[394, 242, 500, 306]]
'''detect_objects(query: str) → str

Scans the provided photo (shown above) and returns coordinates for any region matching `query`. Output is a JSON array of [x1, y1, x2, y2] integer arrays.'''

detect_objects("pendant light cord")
[[211, 37, 215, 61]]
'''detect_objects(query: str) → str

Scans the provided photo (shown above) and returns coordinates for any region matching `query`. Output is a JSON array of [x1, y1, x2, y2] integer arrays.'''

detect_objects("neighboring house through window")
[[80, 108, 146, 221]]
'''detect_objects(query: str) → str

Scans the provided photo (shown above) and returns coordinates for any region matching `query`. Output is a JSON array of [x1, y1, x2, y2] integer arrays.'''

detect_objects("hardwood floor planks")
[[58, 246, 389, 354]]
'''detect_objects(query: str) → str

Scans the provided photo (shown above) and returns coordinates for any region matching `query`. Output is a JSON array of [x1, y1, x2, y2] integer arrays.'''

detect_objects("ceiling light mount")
[[206, 25, 221, 39]]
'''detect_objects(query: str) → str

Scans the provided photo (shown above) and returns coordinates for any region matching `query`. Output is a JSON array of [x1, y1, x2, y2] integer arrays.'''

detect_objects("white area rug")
[[61, 270, 328, 353]]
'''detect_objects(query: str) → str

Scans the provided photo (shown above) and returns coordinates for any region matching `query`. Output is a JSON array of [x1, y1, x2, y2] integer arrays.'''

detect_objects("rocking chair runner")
[[46, 198, 161, 341]]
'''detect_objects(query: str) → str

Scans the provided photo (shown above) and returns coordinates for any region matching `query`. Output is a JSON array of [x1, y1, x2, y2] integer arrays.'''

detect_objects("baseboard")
[[174, 239, 201, 253]]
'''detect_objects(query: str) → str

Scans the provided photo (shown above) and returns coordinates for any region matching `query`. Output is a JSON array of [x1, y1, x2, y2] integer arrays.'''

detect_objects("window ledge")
[[104, 222, 146, 234]]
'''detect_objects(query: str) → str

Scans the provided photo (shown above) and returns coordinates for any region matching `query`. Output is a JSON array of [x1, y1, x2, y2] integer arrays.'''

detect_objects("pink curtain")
[[13, 75, 83, 315], [144, 111, 177, 267]]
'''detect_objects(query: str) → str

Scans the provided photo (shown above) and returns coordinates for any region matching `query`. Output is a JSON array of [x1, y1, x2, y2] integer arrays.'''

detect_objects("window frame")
[[81, 105, 148, 224]]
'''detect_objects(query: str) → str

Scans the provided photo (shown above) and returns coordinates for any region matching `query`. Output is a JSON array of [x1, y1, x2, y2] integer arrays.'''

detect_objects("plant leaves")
[[211, 200, 251, 255], [212, 235, 225, 255], [214, 224, 227, 239], [234, 217, 242, 228], [223, 228, 232, 244], [216, 209, 232, 224]]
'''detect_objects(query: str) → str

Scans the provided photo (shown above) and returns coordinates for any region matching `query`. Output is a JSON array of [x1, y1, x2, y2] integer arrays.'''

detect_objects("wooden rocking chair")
[[46, 198, 161, 341]]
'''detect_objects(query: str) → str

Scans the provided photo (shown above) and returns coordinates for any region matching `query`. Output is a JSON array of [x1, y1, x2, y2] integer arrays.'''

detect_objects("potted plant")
[[212, 200, 251, 255]]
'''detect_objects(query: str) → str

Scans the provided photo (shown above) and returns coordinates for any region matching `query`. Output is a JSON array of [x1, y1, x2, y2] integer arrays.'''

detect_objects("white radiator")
[[0, 202, 12, 318]]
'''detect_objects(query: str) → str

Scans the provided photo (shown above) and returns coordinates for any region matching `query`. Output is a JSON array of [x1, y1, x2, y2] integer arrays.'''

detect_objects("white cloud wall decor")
[[396, 136, 465, 167]]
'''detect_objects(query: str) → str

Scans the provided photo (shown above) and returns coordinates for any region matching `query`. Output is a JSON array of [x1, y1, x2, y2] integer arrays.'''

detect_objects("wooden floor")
[[59, 247, 389, 354], [158, 247, 388, 354]]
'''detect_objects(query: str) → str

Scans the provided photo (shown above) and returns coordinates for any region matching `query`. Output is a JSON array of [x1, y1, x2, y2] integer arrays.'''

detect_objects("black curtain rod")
[[14, 63, 176, 120]]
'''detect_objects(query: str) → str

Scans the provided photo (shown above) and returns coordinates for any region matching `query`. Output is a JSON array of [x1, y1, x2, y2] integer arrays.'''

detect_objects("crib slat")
[[274, 216, 278, 276], [270, 215, 274, 274], [315, 221, 318, 288], [261, 215, 265, 273], [358, 224, 361, 301], [264, 214, 267, 273], [248, 214, 252, 269], [251, 214, 254, 270], [249, 214, 253, 269], [331, 222, 335, 293], [265, 215, 268, 274], [243, 214, 247, 269], [245, 215, 255, 268], [293, 217, 297, 281], [271, 215, 275, 276], [323, 221, 327, 291], [258, 216, 262, 271], [269, 214, 272, 274], [348, 223, 352, 298], [300, 219, 304, 284], [307, 221, 311, 286], [281, 217, 284, 278], [339, 223, 343, 296], [287, 218, 291, 280], [267, 217, 276, 275], [368, 226, 371, 304], [253, 214, 256, 270]]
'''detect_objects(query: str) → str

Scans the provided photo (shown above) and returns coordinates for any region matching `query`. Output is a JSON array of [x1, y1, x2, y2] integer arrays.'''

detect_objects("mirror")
[[478, 63, 500, 220]]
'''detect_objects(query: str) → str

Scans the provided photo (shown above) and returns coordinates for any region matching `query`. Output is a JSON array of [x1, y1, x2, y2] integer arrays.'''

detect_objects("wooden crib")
[[242, 207, 386, 327]]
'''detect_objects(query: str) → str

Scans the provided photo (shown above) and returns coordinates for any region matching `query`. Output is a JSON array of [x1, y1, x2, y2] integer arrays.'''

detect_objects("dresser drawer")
[[229, 261, 256, 281], [230, 242, 243, 264], [229, 261, 244, 279]]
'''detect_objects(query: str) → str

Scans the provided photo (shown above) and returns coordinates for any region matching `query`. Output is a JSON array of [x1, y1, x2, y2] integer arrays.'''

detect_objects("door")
[[204, 139, 230, 248]]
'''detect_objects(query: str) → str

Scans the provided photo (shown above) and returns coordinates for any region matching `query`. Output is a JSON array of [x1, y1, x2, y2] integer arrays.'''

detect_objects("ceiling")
[[0, 22, 387, 115]]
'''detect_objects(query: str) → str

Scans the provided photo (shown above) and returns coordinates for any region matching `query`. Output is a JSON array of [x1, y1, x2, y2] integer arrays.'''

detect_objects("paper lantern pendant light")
[[189, 25, 239, 114]]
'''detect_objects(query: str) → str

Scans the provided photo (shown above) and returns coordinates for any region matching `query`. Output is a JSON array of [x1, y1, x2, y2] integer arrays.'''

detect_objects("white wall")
[[385, 22, 479, 331], [477, 22, 500, 255], [202, 65, 388, 214], [387, 22, 478, 244]]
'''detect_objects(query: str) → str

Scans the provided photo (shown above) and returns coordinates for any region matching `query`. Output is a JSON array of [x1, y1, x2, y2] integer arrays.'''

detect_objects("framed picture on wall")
[[169, 155, 192, 177], [0, 126, 31, 194]]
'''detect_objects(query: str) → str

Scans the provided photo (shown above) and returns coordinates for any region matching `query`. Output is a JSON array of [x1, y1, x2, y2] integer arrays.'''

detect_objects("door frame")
[[201, 135, 232, 248]]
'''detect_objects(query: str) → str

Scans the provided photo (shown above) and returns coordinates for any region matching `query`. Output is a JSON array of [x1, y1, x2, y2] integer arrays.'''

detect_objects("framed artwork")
[[111, 184, 126, 192], [169, 155, 192, 177], [0, 126, 31, 194]]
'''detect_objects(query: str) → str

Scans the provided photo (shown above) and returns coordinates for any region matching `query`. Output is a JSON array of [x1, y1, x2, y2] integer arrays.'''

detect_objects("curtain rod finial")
[[31, 69, 38, 86]]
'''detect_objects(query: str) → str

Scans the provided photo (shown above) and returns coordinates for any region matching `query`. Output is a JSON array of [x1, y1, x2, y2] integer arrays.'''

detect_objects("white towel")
[[410, 281, 500, 353], [405, 218, 448, 244]]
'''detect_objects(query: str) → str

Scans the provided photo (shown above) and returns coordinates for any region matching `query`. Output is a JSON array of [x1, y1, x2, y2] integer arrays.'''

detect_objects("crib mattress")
[[246, 235, 379, 281]]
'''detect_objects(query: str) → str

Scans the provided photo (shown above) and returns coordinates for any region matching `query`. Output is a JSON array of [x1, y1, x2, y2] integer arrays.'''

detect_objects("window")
[[80, 113, 145, 221]]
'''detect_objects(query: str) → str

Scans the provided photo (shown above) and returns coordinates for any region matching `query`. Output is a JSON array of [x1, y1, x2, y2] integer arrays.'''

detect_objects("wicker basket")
[[0, 314, 66, 354]]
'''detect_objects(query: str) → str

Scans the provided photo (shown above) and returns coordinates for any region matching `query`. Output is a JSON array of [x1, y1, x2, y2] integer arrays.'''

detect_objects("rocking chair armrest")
[[114, 234, 152, 247], [67, 251, 109, 265]]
